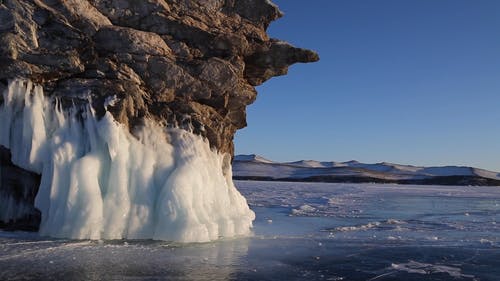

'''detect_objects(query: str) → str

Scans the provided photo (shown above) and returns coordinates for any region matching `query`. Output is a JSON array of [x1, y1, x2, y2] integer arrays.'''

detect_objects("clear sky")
[[234, 0, 500, 172]]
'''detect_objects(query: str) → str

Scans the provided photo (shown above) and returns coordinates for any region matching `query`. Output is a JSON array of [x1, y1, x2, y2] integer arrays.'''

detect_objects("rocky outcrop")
[[0, 0, 318, 155], [0, 146, 41, 230], [0, 0, 318, 232]]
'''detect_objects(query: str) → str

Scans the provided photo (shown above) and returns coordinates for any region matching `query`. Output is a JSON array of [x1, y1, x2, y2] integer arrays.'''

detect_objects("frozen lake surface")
[[1, 181, 499, 280]]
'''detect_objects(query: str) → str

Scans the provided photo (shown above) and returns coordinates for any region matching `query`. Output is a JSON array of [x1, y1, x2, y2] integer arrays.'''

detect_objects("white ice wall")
[[0, 80, 254, 242]]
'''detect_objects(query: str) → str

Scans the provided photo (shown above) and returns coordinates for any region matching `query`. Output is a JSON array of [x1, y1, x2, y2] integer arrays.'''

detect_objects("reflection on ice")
[[0, 232, 249, 281], [1, 181, 500, 280]]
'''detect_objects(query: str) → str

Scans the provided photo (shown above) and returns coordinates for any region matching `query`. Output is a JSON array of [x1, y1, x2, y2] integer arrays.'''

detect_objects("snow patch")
[[330, 219, 406, 232], [291, 204, 317, 216], [334, 222, 381, 232]]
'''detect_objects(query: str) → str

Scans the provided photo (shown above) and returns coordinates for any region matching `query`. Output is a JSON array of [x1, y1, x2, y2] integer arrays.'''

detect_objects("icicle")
[[0, 79, 255, 242]]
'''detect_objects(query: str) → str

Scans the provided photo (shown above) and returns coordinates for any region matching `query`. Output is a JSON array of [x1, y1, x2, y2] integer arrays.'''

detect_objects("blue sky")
[[234, 0, 500, 172]]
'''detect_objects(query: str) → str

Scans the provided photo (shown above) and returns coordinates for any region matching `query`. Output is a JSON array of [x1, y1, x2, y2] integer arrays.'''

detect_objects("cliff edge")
[[0, 0, 318, 155], [0, 0, 317, 234]]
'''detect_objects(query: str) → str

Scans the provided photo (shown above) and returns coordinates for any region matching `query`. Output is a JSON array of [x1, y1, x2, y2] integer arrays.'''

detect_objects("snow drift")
[[0, 79, 254, 242]]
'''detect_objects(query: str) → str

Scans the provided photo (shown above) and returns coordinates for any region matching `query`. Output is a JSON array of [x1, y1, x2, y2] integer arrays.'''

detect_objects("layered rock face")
[[0, 0, 318, 155], [0, 146, 41, 230], [0, 0, 317, 233]]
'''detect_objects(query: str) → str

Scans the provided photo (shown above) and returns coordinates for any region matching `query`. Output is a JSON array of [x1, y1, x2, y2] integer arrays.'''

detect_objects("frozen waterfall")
[[0, 79, 255, 242]]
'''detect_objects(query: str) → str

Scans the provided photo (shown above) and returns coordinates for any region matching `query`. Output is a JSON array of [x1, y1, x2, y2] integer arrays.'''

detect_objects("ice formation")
[[0, 79, 255, 242]]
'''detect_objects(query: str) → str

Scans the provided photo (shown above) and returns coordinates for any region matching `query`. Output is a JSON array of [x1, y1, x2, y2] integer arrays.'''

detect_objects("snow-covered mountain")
[[233, 155, 500, 186]]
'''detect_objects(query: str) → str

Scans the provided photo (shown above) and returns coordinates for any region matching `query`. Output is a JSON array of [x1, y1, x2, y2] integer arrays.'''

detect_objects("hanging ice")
[[0, 79, 255, 242]]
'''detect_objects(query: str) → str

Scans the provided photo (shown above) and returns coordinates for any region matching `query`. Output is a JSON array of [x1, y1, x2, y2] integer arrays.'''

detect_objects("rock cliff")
[[0, 0, 318, 231], [0, 0, 318, 155]]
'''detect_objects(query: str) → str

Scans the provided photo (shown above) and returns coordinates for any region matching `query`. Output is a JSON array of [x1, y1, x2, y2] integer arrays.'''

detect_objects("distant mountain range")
[[232, 155, 500, 186]]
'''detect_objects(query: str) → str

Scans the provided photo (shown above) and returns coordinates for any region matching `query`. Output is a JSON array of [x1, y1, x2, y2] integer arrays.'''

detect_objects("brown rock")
[[0, 0, 319, 156], [94, 26, 173, 56]]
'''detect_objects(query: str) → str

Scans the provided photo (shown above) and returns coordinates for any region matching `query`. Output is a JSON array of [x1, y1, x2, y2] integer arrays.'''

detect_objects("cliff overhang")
[[0, 0, 318, 155]]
